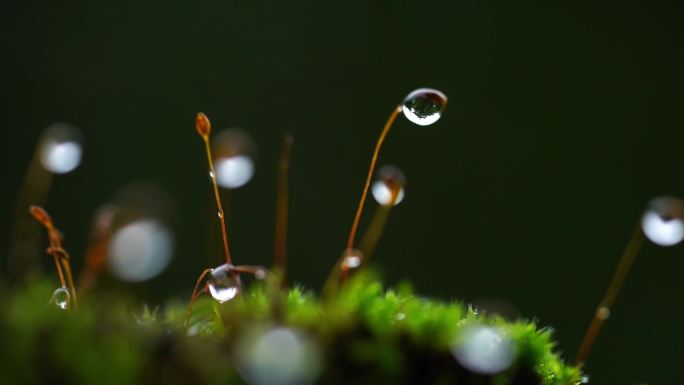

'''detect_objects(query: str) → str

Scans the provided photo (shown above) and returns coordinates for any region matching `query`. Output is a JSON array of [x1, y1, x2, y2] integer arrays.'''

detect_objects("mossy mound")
[[0, 273, 581, 385]]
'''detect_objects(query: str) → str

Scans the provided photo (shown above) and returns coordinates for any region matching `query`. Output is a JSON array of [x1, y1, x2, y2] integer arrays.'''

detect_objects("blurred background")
[[2, 0, 683, 383]]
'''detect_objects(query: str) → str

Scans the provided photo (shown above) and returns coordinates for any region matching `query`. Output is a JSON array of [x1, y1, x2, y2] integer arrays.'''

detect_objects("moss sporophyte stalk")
[[6, 88, 683, 384]]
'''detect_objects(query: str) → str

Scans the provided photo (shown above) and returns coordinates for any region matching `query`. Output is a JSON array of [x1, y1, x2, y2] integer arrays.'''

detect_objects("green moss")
[[0, 273, 582, 385]]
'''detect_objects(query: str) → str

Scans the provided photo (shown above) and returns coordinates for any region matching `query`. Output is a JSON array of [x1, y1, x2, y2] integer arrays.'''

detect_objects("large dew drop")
[[207, 264, 239, 303], [371, 164, 406, 206], [108, 219, 174, 282], [402, 88, 447, 126], [452, 325, 516, 375], [50, 287, 70, 310], [641, 196, 684, 246], [213, 128, 257, 189], [39, 123, 83, 174], [340, 248, 363, 270], [215, 155, 255, 189], [235, 326, 322, 385]]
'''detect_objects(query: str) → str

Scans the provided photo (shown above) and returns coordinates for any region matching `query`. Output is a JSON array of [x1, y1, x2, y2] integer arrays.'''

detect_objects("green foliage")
[[0, 273, 582, 385]]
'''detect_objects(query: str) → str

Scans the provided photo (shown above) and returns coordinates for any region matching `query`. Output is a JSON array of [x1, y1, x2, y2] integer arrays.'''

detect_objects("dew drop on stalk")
[[402, 88, 447, 126], [452, 325, 516, 375], [38, 123, 84, 174], [641, 196, 684, 246], [207, 264, 239, 303], [254, 268, 267, 280], [371, 164, 406, 206], [213, 128, 257, 189], [340, 248, 363, 269], [51, 287, 70, 310]]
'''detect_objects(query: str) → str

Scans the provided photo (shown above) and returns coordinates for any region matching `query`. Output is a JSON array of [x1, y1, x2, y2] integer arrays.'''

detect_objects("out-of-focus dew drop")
[[452, 325, 516, 375], [402, 88, 447, 126], [50, 287, 70, 310], [371, 164, 406, 206], [235, 326, 322, 385], [641, 196, 684, 246], [38, 123, 83, 174], [212, 128, 256, 189], [340, 248, 363, 269], [107, 219, 174, 282], [207, 264, 239, 303]]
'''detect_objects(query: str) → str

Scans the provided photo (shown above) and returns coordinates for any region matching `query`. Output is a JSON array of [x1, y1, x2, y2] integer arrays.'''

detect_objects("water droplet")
[[452, 325, 516, 375], [207, 264, 239, 303], [209, 170, 215, 180], [402, 88, 447, 126], [596, 306, 610, 320], [51, 287, 70, 310], [217, 210, 224, 219], [38, 123, 83, 174], [215, 155, 255, 188], [235, 327, 322, 385], [254, 268, 267, 280], [107, 219, 174, 282], [213, 128, 257, 189], [396, 312, 406, 320], [340, 249, 363, 269], [641, 196, 684, 246], [580, 375, 590, 383], [371, 165, 407, 206]]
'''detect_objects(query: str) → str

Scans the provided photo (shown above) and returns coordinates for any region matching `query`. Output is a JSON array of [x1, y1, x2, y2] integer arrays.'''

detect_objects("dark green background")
[[2, 1, 683, 383]]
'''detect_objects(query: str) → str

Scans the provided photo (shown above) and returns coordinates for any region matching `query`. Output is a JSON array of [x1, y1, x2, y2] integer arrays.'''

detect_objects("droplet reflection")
[[207, 264, 239, 303], [452, 325, 516, 375], [108, 219, 174, 282], [236, 327, 322, 385], [215, 155, 255, 189], [51, 287, 70, 310], [213, 128, 257, 189], [340, 248, 363, 269], [371, 165, 406, 206], [39, 123, 83, 174], [402, 88, 447, 126], [641, 196, 684, 246]]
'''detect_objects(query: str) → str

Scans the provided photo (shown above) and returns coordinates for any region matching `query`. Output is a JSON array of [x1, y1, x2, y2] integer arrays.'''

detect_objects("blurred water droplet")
[[371, 165, 406, 206], [215, 155, 255, 189], [596, 306, 610, 320], [218, 210, 224, 219], [402, 88, 447, 126], [641, 196, 684, 246], [108, 219, 174, 282], [340, 249, 363, 269], [396, 312, 406, 320], [39, 123, 83, 174], [580, 375, 590, 383], [51, 287, 70, 310], [208, 264, 239, 303], [209, 171, 215, 180], [254, 269, 267, 280], [452, 325, 516, 375], [236, 326, 322, 385], [213, 128, 257, 189]]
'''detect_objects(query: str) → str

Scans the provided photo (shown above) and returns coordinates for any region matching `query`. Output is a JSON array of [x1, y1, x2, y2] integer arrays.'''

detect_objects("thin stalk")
[[575, 225, 645, 365]]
